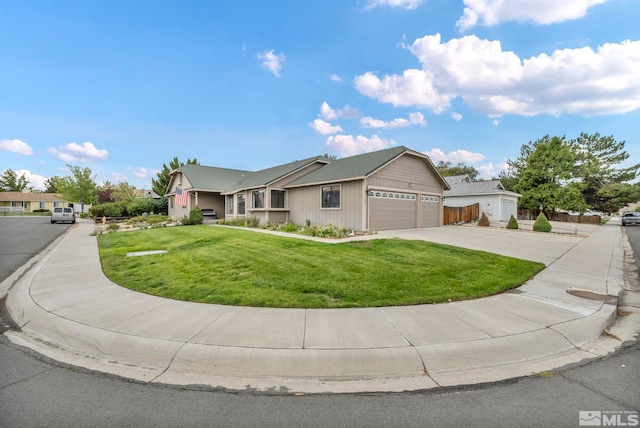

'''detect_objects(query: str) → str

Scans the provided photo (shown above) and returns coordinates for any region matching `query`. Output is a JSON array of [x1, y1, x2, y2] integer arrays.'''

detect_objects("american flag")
[[175, 187, 188, 207]]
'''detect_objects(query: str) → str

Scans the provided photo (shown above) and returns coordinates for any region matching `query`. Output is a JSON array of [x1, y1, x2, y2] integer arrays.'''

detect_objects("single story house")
[[166, 146, 450, 231], [443, 175, 521, 222], [0, 191, 69, 213]]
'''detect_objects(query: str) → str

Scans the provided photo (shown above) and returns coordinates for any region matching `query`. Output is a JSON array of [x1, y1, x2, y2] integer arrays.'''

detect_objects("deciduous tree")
[[436, 161, 479, 181], [0, 169, 29, 192], [44, 176, 66, 193], [58, 165, 98, 211]]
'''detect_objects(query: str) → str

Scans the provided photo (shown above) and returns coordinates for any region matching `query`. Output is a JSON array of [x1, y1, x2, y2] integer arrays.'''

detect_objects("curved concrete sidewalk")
[[3, 220, 629, 393]]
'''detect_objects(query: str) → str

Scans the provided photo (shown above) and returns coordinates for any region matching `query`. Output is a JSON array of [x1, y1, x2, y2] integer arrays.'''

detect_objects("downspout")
[[363, 178, 369, 232]]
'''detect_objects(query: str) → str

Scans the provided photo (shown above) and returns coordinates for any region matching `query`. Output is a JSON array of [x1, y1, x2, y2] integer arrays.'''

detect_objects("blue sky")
[[1, 0, 639, 191]]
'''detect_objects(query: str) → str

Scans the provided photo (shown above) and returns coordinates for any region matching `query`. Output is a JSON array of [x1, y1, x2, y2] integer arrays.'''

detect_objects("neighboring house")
[[166, 146, 450, 231], [443, 175, 521, 222], [140, 190, 162, 199], [0, 191, 68, 213]]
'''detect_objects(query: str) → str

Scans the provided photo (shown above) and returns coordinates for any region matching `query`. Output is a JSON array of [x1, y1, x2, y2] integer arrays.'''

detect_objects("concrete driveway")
[[379, 221, 597, 266]]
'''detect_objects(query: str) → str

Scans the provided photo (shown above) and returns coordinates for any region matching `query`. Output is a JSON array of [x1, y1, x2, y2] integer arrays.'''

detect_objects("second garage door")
[[421, 194, 440, 227]]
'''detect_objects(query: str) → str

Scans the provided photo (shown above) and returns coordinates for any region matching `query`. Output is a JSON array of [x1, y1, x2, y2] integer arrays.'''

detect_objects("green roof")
[[286, 146, 408, 187], [232, 156, 330, 190], [172, 146, 447, 194], [177, 164, 251, 192], [176, 155, 330, 193]]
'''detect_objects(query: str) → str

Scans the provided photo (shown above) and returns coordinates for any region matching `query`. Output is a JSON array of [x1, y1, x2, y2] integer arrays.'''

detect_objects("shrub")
[[506, 215, 519, 229], [279, 222, 299, 233], [533, 212, 552, 232], [478, 212, 490, 227], [127, 199, 155, 217], [90, 201, 128, 218], [245, 217, 260, 227], [189, 205, 204, 225], [107, 223, 120, 232], [126, 214, 171, 226], [124, 197, 168, 216]]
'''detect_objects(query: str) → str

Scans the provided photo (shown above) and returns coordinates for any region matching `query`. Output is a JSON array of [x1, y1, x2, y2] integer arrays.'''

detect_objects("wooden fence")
[[444, 203, 480, 225], [517, 210, 601, 225]]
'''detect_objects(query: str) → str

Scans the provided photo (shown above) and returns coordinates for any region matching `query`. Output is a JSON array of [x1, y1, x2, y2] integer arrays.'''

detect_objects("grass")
[[97, 225, 545, 308]]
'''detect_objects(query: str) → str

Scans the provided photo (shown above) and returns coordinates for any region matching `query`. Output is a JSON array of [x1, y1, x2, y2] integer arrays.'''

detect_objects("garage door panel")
[[421, 194, 440, 228], [369, 191, 417, 231]]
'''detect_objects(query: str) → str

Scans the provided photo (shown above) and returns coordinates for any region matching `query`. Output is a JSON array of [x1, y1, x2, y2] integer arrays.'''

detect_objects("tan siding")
[[194, 192, 224, 216], [168, 172, 193, 219], [288, 181, 363, 230], [366, 154, 444, 230], [267, 211, 287, 223], [369, 155, 442, 194]]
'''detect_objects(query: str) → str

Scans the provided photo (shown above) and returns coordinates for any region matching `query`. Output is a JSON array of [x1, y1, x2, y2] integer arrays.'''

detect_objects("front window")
[[252, 190, 265, 209], [39, 202, 45, 209], [271, 190, 285, 208], [226, 195, 234, 214], [53, 202, 60, 208], [322, 185, 341, 209], [237, 194, 245, 215]]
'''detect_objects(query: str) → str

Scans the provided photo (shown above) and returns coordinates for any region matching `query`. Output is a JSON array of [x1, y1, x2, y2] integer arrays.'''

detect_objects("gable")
[[369, 153, 445, 194]]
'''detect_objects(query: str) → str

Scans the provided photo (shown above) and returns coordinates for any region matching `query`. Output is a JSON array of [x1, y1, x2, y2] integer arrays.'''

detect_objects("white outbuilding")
[[443, 175, 521, 223]]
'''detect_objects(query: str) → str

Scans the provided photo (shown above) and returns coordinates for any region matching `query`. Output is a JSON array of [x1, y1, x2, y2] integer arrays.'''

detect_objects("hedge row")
[[90, 198, 167, 218]]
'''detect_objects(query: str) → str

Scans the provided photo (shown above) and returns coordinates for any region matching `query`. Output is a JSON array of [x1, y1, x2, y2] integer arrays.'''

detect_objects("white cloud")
[[319, 102, 360, 120], [111, 172, 128, 182], [354, 69, 452, 112], [309, 118, 343, 135], [326, 134, 393, 157], [330, 74, 343, 83], [257, 49, 285, 77], [478, 162, 508, 179], [451, 112, 463, 121], [492, 119, 500, 125], [14, 169, 47, 191], [424, 148, 486, 163], [48, 142, 109, 163], [355, 34, 640, 117], [360, 112, 426, 129], [365, 0, 424, 10], [0, 139, 34, 155], [457, 0, 610, 31], [133, 167, 149, 179]]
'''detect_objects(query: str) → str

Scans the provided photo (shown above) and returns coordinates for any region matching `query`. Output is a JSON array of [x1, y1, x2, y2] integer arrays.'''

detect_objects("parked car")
[[585, 210, 605, 218], [621, 211, 640, 226], [51, 207, 76, 224]]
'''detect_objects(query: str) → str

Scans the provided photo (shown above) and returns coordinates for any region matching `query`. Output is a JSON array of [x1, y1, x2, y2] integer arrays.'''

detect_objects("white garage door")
[[368, 190, 417, 231], [421, 194, 440, 227], [501, 199, 515, 221]]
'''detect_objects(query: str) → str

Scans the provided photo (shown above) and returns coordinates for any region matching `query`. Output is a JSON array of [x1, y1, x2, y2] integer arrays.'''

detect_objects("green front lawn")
[[97, 226, 544, 308]]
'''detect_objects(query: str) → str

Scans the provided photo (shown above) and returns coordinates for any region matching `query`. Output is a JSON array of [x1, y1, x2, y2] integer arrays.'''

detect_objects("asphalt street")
[[0, 216, 72, 281], [0, 220, 638, 427]]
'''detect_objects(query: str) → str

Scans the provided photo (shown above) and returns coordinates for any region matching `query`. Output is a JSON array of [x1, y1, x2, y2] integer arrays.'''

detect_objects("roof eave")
[[284, 176, 366, 189]]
